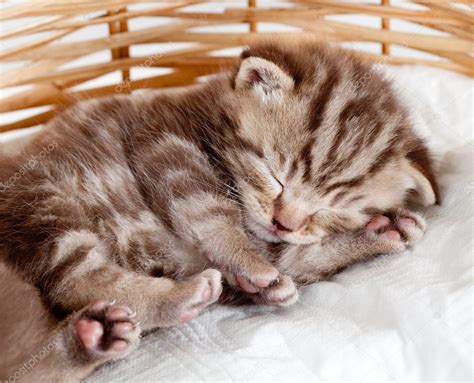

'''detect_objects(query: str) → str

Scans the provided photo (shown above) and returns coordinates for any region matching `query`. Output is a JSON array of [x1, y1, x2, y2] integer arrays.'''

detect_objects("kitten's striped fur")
[[0, 39, 437, 377]]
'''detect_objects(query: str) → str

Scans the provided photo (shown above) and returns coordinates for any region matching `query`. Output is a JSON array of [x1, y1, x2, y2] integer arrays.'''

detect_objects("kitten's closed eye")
[[313, 208, 330, 216], [272, 174, 284, 188], [269, 173, 284, 194], [244, 161, 283, 197]]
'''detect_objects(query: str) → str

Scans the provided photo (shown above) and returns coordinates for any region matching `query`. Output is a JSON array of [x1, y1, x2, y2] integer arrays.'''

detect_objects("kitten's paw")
[[72, 300, 140, 362], [365, 209, 426, 250], [236, 273, 298, 307], [175, 268, 223, 324], [234, 264, 280, 293], [258, 274, 298, 306], [388, 209, 426, 246]]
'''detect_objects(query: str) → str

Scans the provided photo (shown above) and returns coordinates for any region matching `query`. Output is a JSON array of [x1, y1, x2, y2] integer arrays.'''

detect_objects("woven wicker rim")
[[1, 0, 472, 132]]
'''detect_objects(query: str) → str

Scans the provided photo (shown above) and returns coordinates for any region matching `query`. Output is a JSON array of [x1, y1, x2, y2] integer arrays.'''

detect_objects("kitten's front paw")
[[235, 273, 298, 307], [232, 263, 280, 293], [366, 209, 426, 250], [71, 300, 140, 363], [174, 268, 223, 324], [258, 274, 298, 306]]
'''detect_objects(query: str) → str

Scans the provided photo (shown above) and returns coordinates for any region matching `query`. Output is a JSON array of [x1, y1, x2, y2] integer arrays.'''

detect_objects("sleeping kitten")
[[0, 40, 438, 333]]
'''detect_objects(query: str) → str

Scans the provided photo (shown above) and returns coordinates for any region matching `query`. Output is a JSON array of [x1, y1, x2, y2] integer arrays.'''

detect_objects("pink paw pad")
[[76, 319, 104, 350], [75, 300, 139, 356], [366, 215, 402, 241], [178, 307, 200, 323], [366, 215, 390, 231], [175, 269, 223, 325], [235, 272, 279, 294], [254, 278, 272, 288], [399, 218, 416, 226], [366, 211, 425, 246], [381, 230, 401, 241], [234, 273, 297, 307], [236, 275, 259, 293]]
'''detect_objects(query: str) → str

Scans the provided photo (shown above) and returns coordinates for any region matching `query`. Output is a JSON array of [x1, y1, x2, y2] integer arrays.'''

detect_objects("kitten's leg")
[[19, 301, 141, 383], [0, 266, 139, 383], [275, 209, 426, 285], [40, 231, 222, 331], [0, 182, 222, 330], [172, 202, 297, 306], [131, 136, 297, 306]]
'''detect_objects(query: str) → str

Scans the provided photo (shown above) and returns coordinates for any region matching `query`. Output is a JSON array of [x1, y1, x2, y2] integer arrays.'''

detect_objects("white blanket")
[[1, 65, 472, 382], [85, 66, 472, 382]]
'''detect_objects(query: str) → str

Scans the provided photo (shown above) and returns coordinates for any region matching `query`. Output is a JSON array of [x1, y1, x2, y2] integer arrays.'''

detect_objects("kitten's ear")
[[404, 159, 440, 206], [234, 57, 294, 100]]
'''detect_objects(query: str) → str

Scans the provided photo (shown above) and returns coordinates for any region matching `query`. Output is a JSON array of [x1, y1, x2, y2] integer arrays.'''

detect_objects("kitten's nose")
[[271, 217, 292, 232], [272, 207, 306, 233]]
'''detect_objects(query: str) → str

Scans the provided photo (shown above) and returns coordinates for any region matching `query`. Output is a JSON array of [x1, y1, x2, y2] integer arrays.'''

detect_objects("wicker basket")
[[1, 0, 472, 133]]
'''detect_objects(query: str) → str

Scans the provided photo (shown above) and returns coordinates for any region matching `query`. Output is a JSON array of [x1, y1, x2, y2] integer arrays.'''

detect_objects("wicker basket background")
[[0, 0, 472, 133]]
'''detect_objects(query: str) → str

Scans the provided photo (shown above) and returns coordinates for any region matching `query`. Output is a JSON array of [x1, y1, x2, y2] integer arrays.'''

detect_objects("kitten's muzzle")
[[271, 217, 292, 233]]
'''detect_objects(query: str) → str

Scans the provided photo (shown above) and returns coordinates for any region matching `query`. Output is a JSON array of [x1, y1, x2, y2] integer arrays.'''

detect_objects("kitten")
[[0, 262, 140, 382], [0, 40, 438, 332]]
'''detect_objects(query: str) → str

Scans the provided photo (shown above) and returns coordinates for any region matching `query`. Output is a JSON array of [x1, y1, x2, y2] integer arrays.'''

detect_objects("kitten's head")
[[226, 40, 439, 245]]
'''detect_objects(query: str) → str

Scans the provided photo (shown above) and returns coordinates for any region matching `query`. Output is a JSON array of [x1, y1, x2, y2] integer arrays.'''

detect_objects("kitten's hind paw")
[[67, 300, 140, 364], [258, 274, 298, 306], [387, 209, 426, 246], [235, 273, 298, 307], [233, 263, 280, 292], [366, 209, 426, 249]]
